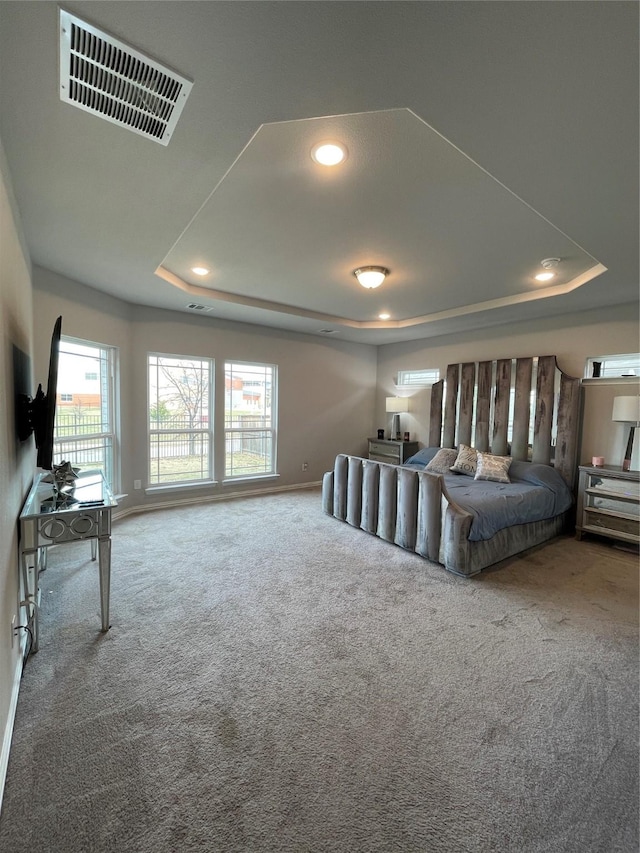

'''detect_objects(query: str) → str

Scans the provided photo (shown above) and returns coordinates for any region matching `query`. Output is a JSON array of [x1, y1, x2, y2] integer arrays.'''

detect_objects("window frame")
[[224, 360, 278, 481], [395, 368, 440, 388], [584, 353, 640, 382], [54, 335, 120, 492], [147, 352, 214, 488]]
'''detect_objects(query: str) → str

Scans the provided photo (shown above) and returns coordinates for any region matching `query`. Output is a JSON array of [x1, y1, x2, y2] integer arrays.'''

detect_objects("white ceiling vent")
[[59, 9, 193, 145]]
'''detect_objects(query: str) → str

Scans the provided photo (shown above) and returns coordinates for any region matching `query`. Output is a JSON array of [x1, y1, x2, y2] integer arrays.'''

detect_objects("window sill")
[[582, 376, 640, 386], [145, 480, 218, 495], [222, 474, 280, 485]]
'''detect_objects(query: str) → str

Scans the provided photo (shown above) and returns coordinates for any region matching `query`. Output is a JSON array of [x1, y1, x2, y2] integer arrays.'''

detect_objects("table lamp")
[[385, 397, 410, 440], [612, 395, 640, 471]]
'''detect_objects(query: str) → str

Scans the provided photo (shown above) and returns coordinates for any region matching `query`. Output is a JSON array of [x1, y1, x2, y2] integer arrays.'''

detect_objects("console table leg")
[[98, 536, 111, 633]]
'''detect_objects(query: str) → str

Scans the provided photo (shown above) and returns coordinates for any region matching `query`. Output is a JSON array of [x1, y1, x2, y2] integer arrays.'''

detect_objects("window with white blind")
[[585, 353, 640, 379], [225, 361, 277, 479], [148, 354, 213, 485], [54, 338, 119, 489], [395, 368, 440, 387]]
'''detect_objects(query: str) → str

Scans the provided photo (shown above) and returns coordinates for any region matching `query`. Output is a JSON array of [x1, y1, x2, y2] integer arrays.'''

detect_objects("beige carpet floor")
[[1, 488, 638, 852]]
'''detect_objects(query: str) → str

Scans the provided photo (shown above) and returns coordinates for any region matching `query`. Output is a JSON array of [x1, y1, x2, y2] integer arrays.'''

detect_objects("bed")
[[322, 355, 581, 577]]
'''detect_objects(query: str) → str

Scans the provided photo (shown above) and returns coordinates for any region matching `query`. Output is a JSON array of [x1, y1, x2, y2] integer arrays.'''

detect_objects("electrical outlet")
[[10, 615, 16, 649], [301, 462, 308, 472], [134, 479, 142, 490]]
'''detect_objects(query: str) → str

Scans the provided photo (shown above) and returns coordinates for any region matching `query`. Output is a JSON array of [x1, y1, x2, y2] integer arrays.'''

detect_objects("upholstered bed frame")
[[322, 355, 581, 577]]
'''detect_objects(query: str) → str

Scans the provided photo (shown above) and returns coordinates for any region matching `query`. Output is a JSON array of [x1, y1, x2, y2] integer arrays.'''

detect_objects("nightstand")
[[368, 438, 419, 465], [575, 465, 640, 545]]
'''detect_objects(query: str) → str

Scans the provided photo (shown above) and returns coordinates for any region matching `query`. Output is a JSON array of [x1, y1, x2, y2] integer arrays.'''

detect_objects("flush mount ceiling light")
[[191, 266, 210, 276], [378, 312, 391, 320], [311, 142, 347, 166], [353, 266, 389, 289], [535, 258, 561, 282]]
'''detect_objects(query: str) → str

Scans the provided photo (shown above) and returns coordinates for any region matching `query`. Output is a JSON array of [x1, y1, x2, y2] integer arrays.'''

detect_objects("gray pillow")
[[474, 451, 512, 483], [450, 444, 477, 476], [425, 448, 459, 474]]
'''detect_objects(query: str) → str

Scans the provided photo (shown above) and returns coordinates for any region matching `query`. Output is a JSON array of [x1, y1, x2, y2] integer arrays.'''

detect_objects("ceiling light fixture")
[[378, 312, 391, 320], [535, 257, 560, 282], [311, 142, 347, 166], [191, 266, 210, 276], [353, 266, 389, 289]]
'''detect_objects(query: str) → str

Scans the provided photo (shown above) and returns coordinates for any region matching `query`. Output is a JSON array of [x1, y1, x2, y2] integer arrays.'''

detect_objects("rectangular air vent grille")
[[59, 10, 193, 145]]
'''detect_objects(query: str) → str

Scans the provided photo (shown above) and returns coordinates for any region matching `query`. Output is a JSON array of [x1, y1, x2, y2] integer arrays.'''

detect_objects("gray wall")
[[32, 267, 377, 514], [0, 137, 34, 789], [376, 305, 640, 469]]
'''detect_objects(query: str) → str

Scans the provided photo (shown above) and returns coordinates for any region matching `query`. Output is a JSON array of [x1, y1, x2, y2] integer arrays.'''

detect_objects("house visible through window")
[[54, 338, 118, 489], [225, 361, 277, 478], [148, 354, 212, 485]]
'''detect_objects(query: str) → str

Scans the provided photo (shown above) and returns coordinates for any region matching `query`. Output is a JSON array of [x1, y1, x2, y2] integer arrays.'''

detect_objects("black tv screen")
[[18, 316, 62, 471]]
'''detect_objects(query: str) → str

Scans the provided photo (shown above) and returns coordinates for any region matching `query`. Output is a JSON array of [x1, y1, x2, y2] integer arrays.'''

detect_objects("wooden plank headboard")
[[428, 355, 581, 487]]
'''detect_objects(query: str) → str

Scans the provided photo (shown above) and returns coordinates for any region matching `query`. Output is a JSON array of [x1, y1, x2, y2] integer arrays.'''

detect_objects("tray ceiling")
[[0, 2, 636, 344]]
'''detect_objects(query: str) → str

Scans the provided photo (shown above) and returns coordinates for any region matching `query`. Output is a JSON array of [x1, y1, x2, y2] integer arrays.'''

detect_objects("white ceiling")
[[0, 1, 637, 345]]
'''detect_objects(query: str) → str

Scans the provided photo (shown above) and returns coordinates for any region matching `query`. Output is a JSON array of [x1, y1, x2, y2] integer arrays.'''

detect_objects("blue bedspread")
[[404, 451, 573, 542]]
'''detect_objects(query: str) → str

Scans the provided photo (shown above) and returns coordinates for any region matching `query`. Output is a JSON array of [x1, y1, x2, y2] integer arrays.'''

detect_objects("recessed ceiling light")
[[311, 142, 347, 166], [191, 266, 210, 276], [353, 266, 389, 289], [534, 257, 560, 282], [378, 312, 391, 320]]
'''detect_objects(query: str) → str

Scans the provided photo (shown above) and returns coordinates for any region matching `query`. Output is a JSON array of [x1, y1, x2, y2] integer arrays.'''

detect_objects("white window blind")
[[396, 368, 440, 387]]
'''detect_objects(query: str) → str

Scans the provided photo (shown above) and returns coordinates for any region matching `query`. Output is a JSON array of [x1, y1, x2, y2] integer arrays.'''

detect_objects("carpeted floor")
[[1, 488, 638, 852]]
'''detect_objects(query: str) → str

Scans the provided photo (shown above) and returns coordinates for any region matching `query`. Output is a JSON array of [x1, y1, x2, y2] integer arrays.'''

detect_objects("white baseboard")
[[0, 636, 26, 815], [112, 480, 322, 522]]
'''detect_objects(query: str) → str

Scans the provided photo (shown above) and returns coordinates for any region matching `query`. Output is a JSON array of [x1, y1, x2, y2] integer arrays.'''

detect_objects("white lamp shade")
[[386, 396, 410, 413], [612, 395, 640, 425]]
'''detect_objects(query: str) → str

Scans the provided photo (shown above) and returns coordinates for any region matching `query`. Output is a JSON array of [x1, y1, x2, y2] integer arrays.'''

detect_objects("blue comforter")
[[404, 450, 573, 542]]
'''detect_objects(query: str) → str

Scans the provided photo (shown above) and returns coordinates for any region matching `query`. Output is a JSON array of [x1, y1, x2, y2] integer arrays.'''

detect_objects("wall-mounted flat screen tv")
[[16, 316, 62, 471]]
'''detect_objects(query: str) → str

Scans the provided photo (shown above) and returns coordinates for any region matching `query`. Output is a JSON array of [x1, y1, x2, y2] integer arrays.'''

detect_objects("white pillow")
[[474, 451, 512, 483]]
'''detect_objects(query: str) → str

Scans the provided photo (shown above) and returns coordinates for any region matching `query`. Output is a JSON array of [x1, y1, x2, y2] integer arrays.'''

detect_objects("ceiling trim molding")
[[156, 262, 608, 329]]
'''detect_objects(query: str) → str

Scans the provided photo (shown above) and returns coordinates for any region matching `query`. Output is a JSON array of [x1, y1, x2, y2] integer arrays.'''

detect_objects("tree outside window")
[[148, 354, 212, 485]]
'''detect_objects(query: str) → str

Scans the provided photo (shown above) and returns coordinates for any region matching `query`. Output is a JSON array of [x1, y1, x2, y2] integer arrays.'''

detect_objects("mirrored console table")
[[19, 469, 117, 652]]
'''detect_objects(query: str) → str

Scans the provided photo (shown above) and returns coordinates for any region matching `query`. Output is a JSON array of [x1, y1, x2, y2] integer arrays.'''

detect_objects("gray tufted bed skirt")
[[322, 454, 568, 577]]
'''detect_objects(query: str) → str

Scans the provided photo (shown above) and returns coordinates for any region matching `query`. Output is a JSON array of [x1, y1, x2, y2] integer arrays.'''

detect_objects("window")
[[396, 368, 440, 387], [225, 361, 277, 478], [54, 338, 118, 489], [148, 354, 212, 485], [585, 353, 640, 379]]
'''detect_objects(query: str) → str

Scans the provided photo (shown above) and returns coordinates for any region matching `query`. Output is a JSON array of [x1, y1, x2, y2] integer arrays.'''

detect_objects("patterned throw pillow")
[[449, 444, 478, 476], [474, 451, 513, 483], [425, 448, 459, 474]]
